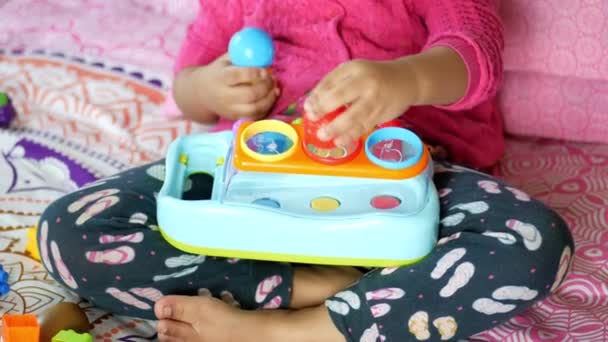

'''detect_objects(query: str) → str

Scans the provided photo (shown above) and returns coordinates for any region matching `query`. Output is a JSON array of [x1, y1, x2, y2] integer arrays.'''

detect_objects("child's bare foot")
[[155, 295, 345, 342], [154, 265, 360, 341]]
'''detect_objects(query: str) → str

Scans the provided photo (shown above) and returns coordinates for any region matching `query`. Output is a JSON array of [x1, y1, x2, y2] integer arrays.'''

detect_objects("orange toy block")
[[2, 314, 40, 342]]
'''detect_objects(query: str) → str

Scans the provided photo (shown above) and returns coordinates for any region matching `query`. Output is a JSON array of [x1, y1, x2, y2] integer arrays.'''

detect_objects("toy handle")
[[159, 137, 188, 200], [159, 132, 234, 202]]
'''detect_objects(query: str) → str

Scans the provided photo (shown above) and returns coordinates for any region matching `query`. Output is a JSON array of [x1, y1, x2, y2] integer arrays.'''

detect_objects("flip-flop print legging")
[[38, 159, 573, 341]]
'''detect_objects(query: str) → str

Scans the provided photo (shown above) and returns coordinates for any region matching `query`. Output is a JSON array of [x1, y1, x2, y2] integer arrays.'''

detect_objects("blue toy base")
[[157, 131, 440, 267], [160, 228, 430, 267]]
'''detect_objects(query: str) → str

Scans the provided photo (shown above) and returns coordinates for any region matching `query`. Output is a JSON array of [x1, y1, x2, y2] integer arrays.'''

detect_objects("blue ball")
[[0, 270, 7, 283], [229, 27, 274, 68], [0, 282, 9, 296]]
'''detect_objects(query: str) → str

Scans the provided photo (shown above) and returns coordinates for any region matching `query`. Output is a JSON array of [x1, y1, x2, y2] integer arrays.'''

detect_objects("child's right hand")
[[197, 54, 279, 121]]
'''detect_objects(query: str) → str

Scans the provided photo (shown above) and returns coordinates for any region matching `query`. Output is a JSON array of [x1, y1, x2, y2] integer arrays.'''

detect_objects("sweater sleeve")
[[411, 0, 504, 110], [173, 0, 244, 74]]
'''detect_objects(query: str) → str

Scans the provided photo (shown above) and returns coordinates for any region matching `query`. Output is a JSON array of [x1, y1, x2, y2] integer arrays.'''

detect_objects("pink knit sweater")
[[172, 0, 505, 169]]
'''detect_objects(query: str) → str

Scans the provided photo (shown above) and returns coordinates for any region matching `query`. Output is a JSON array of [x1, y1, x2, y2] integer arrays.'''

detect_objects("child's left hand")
[[304, 59, 419, 146]]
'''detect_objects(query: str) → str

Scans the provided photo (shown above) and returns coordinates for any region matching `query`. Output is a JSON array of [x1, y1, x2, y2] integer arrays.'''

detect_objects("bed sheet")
[[0, 1, 607, 341]]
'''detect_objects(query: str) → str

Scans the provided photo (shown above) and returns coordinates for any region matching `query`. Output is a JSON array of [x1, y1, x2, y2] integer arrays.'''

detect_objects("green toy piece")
[[0, 91, 16, 127], [51, 329, 92, 342], [0, 92, 8, 106]]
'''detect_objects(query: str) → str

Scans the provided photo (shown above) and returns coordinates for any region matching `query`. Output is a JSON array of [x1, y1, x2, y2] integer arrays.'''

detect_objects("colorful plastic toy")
[[303, 106, 362, 165], [26, 225, 41, 261], [157, 27, 438, 267], [0, 264, 10, 296], [1, 314, 40, 342], [157, 118, 439, 267], [228, 27, 274, 67], [52, 329, 93, 342], [0, 92, 16, 127]]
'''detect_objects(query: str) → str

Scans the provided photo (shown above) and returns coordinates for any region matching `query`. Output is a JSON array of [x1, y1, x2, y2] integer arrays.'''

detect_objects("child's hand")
[[303, 59, 419, 146], [199, 54, 279, 120]]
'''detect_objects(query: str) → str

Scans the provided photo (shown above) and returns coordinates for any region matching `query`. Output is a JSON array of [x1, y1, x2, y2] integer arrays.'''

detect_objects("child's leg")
[[37, 159, 294, 319], [326, 162, 574, 341]]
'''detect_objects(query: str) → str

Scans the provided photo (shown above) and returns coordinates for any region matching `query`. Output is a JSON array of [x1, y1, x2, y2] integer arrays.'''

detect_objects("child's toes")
[[155, 295, 206, 322], [157, 319, 198, 342]]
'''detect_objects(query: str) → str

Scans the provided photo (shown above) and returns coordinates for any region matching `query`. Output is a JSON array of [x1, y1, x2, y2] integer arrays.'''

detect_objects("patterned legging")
[[38, 159, 573, 341]]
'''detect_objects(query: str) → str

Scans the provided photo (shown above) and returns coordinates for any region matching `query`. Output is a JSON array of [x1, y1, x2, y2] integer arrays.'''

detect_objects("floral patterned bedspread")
[[0, 1, 607, 341]]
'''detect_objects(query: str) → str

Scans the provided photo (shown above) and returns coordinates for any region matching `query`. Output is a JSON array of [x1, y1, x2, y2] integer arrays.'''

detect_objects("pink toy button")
[[371, 195, 401, 210]]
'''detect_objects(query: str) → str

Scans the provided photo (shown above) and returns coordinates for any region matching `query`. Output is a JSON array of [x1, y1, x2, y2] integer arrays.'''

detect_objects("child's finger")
[[249, 86, 280, 118], [216, 53, 232, 65], [318, 101, 371, 146], [230, 77, 275, 103], [307, 80, 359, 121], [232, 85, 279, 120], [311, 64, 349, 98], [304, 64, 352, 118], [225, 66, 269, 86]]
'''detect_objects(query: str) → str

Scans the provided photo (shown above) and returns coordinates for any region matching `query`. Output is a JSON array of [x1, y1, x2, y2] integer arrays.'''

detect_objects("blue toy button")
[[253, 198, 281, 208], [364, 127, 423, 170], [229, 27, 274, 68]]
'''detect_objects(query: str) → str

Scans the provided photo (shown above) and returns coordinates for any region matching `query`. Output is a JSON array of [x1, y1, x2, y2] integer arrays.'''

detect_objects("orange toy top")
[[2, 314, 40, 342], [233, 120, 429, 180]]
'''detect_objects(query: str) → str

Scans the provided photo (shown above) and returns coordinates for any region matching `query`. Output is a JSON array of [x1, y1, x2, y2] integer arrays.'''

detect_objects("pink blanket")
[[499, 0, 608, 145], [0, 1, 607, 341]]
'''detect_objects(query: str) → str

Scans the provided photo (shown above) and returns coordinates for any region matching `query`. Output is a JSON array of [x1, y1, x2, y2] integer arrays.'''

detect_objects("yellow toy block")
[[26, 225, 40, 261]]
